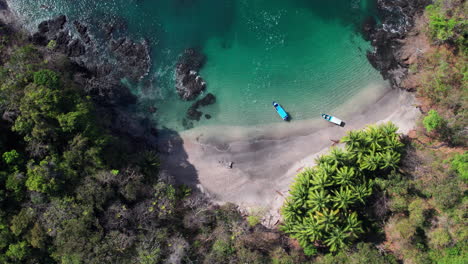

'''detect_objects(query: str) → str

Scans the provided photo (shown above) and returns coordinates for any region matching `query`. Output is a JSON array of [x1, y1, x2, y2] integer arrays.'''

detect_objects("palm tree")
[[360, 151, 381, 171], [319, 162, 337, 176], [314, 208, 340, 232], [324, 225, 350, 252], [351, 182, 373, 204], [380, 122, 399, 138], [302, 216, 322, 242], [307, 188, 331, 212], [310, 170, 333, 190], [365, 125, 384, 152], [315, 154, 333, 165], [286, 216, 322, 249], [331, 186, 356, 210], [383, 134, 404, 152], [333, 166, 356, 185], [343, 212, 363, 238], [341, 130, 365, 152], [282, 201, 303, 223], [328, 148, 348, 166], [379, 150, 401, 170], [294, 169, 313, 189]]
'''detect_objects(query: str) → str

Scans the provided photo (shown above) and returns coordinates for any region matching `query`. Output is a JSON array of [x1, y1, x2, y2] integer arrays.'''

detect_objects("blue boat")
[[272, 101, 289, 121]]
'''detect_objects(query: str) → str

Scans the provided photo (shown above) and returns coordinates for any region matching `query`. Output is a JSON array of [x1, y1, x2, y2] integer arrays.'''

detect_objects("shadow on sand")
[[157, 128, 199, 187]]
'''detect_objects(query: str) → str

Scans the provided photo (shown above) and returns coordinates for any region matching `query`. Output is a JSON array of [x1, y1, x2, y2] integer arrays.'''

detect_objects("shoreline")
[[159, 85, 421, 226]]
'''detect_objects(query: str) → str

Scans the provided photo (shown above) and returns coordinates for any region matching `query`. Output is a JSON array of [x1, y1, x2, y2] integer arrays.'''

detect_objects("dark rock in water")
[[186, 93, 216, 121], [187, 107, 203, 121], [361, 16, 377, 41], [110, 37, 151, 81], [0, 0, 8, 10], [67, 38, 85, 57], [366, 0, 430, 88], [204, 114, 211, 119], [182, 119, 194, 130], [73, 21, 91, 44], [175, 48, 207, 100], [148, 106, 157, 113]]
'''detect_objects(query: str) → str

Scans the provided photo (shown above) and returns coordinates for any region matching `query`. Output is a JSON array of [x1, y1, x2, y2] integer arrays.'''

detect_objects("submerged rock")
[[186, 93, 216, 121], [175, 48, 207, 100]]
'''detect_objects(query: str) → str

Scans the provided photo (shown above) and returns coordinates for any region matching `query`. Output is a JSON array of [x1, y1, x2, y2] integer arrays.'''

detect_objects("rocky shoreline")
[[0, 0, 159, 151], [364, 0, 430, 89]]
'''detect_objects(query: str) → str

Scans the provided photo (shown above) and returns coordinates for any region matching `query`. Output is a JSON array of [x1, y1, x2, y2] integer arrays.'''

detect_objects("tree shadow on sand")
[[157, 128, 199, 187]]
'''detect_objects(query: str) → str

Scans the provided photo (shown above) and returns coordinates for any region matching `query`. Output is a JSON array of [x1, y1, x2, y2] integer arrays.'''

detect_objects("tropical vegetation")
[[281, 123, 404, 254]]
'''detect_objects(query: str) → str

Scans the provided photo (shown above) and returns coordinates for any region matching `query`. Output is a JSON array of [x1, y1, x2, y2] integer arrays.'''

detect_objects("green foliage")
[[425, 2, 467, 45], [408, 198, 428, 227], [47, 40, 57, 50], [247, 215, 261, 227], [428, 227, 452, 249], [33, 69, 60, 89], [282, 123, 404, 254], [2, 150, 21, 165], [25, 158, 61, 194], [10, 207, 34, 236], [6, 241, 29, 261], [316, 243, 398, 264], [451, 152, 468, 180], [423, 110, 445, 133]]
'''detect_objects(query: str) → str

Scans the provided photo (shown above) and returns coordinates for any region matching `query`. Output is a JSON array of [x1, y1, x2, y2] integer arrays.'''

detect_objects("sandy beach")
[[159, 83, 421, 227]]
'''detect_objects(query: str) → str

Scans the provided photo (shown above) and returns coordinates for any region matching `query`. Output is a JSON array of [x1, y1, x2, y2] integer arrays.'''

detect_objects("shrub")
[[428, 227, 452, 249], [6, 241, 30, 261], [2, 149, 21, 165], [408, 198, 428, 227], [451, 152, 468, 180], [423, 110, 445, 133], [395, 218, 416, 240], [47, 40, 57, 50], [431, 179, 461, 210], [33, 69, 60, 89], [247, 215, 261, 227]]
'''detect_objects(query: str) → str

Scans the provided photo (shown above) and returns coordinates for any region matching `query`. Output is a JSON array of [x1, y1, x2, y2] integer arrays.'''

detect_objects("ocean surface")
[[10, 0, 386, 131]]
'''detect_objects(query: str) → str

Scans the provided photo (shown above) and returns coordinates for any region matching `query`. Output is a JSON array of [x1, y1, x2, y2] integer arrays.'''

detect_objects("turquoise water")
[[10, 0, 385, 131]]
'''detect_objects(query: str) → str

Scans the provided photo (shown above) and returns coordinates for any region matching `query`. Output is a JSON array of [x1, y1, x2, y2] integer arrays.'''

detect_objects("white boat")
[[321, 113, 345, 127]]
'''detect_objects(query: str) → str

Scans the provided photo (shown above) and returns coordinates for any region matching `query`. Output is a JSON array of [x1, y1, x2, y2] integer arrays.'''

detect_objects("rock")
[[175, 48, 207, 100], [109, 37, 151, 81], [186, 93, 216, 121], [186, 107, 202, 121], [0, 0, 8, 10], [204, 114, 211, 119], [2, 109, 18, 123], [366, 0, 430, 88], [73, 21, 91, 43], [218, 160, 233, 169], [67, 38, 85, 57], [148, 106, 157, 113]]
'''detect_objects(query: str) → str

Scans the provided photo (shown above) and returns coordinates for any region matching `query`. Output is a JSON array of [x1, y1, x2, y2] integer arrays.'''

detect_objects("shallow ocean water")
[[10, 0, 385, 131]]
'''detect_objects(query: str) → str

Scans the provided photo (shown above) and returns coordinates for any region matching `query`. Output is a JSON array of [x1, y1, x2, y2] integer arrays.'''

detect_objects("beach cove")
[[9, 0, 422, 224]]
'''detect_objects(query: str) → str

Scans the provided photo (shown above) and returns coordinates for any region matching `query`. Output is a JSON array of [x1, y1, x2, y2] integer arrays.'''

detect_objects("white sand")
[[159, 83, 420, 227]]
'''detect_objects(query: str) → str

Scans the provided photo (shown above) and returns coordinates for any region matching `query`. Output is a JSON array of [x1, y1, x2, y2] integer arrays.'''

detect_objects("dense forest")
[[0, 0, 466, 263]]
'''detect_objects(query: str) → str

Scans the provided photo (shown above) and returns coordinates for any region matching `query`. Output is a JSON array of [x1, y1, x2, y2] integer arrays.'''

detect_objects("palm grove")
[[281, 123, 404, 254]]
